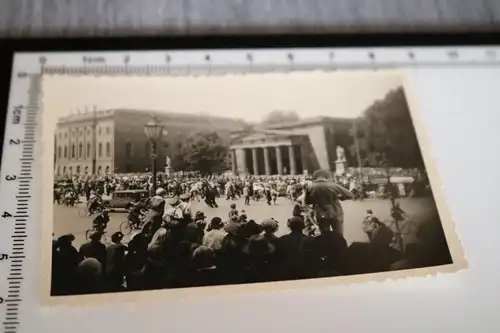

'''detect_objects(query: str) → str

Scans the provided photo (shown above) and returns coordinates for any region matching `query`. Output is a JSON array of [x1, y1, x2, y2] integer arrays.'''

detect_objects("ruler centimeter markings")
[[1, 53, 41, 333], [0, 45, 499, 332]]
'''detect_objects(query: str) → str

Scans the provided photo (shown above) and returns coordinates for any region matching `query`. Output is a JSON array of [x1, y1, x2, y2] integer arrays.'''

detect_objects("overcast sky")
[[43, 71, 402, 126]]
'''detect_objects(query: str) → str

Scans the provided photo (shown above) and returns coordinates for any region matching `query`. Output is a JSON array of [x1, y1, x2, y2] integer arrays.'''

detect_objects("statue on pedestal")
[[335, 145, 348, 176], [165, 156, 173, 176], [336, 145, 346, 162]]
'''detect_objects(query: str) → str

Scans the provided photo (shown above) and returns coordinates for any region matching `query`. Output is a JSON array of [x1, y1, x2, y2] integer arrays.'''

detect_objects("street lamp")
[[144, 116, 164, 195]]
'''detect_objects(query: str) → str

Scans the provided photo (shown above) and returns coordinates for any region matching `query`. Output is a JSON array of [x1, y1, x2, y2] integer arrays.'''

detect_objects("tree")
[[261, 110, 300, 125], [362, 88, 425, 169], [171, 131, 229, 175]]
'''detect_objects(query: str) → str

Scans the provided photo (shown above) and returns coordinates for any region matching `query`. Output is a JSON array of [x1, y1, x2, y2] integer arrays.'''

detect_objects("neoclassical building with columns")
[[229, 116, 356, 176]]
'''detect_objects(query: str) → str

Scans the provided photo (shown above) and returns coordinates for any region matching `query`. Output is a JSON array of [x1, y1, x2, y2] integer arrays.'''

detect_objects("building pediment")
[[232, 130, 293, 146]]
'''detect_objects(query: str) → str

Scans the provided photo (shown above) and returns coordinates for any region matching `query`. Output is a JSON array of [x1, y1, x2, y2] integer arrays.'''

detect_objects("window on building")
[[63, 166, 66, 174], [69, 166, 73, 174], [98, 127, 101, 135], [57, 166, 60, 175], [106, 142, 111, 157], [57, 146, 61, 158], [64, 146, 67, 158], [71, 144, 76, 159], [78, 142, 83, 158], [125, 142, 133, 158], [106, 127, 110, 135], [97, 166, 102, 174], [98, 143, 102, 157], [87, 143, 91, 158]]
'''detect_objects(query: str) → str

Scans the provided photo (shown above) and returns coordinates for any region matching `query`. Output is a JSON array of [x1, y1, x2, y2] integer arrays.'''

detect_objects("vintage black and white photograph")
[[41, 70, 463, 298]]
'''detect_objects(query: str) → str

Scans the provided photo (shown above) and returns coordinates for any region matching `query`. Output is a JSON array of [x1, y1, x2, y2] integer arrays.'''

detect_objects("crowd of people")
[[50, 169, 448, 296]]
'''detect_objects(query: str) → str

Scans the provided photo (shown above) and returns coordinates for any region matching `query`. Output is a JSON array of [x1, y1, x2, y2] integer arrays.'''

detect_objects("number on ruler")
[[0, 254, 8, 260], [485, 49, 497, 60], [9, 139, 20, 145], [1, 211, 12, 218], [5, 175, 17, 181], [447, 50, 459, 60]]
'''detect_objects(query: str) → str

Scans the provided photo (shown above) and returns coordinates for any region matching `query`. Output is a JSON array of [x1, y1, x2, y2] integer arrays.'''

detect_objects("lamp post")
[[144, 116, 163, 195]]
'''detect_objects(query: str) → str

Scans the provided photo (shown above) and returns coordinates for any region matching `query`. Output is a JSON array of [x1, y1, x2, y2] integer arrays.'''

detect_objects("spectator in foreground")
[[79, 231, 106, 267]]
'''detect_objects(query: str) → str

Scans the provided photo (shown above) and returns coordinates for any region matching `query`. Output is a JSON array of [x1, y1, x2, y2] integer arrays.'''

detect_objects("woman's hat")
[[243, 220, 263, 237], [208, 217, 224, 229], [195, 211, 207, 220], [260, 218, 279, 233], [224, 222, 241, 236], [243, 234, 276, 255], [111, 231, 124, 243]]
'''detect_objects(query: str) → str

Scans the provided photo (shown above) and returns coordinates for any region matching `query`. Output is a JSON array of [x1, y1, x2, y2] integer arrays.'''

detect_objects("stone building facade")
[[229, 117, 356, 175], [54, 109, 246, 176]]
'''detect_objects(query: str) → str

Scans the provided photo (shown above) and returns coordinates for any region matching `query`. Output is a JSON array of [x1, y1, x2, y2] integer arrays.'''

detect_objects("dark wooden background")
[[1, 0, 499, 37]]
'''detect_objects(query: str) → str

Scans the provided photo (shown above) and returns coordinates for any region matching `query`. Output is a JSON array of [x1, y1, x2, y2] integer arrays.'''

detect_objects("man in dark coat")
[[105, 232, 128, 291], [79, 231, 106, 268], [304, 169, 354, 236]]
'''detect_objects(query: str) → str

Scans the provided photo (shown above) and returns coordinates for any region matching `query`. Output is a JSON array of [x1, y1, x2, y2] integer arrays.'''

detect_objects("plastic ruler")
[[0, 45, 499, 333]]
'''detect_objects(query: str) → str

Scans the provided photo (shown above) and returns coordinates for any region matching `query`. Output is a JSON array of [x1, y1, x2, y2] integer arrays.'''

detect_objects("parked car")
[[104, 189, 149, 210]]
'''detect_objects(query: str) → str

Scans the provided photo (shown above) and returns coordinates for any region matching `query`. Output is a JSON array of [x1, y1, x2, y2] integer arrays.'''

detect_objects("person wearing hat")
[[194, 211, 207, 231], [142, 195, 166, 238], [228, 203, 238, 220], [241, 219, 262, 239], [178, 193, 193, 224], [219, 222, 247, 284], [260, 218, 280, 248], [75, 258, 104, 294], [192, 246, 221, 287], [79, 231, 106, 268], [51, 234, 82, 295], [203, 217, 227, 251], [105, 232, 127, 291], [304, 169, 354, 236], [242, 234, 277, 283], [277, 216, 317, 280]]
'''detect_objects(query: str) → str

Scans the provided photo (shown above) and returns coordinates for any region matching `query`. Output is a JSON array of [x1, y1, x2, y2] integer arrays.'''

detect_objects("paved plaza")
[[53, 196, 438, 249]]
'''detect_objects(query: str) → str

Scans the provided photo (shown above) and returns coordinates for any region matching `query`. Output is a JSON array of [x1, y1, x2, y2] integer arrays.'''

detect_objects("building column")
[[288, 145, 297, 175], [231, 150, 237, 174], [252, 148, 259, 175], [263, 147, 271, 175], [276, 146, 283, 175], [300, 144, 307, 175], [235, 148, 247, 174]]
